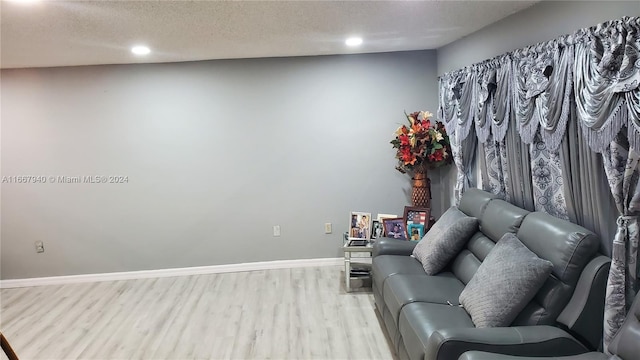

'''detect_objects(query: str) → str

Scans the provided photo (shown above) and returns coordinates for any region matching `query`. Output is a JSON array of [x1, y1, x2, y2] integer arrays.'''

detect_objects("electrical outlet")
[[324, 223, 332, 234], [273, 225, 281, 237], [35, 241, 44, 253]]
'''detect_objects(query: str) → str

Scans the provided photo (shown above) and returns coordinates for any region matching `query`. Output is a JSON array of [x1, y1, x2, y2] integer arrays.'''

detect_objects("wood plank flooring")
[[0, 266, 394, 360]]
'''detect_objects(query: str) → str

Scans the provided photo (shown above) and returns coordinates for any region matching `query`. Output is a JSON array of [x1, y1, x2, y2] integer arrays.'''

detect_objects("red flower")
[[400, 146, 416, 165], [428, 149, 445, 162], [402, 153, 417, 165], [399, 134, 410, 146]]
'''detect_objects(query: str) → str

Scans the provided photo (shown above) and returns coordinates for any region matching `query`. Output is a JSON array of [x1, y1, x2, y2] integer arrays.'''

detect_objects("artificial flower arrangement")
[[390, 111, 453, 173]]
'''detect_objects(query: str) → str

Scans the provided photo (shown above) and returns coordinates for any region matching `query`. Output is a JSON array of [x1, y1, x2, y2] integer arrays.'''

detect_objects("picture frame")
[[407, 223, 425, 241], [376, 213, 398, 236], [382, 217, 407, 240], [349, 211, 372, 240], [371, 220, 384, 239], [403, 206, 430, 229], [377, 213, 398, 221]]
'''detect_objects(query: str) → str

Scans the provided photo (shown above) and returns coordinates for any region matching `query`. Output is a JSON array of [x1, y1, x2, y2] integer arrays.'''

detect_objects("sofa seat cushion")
[[458, 351, 607, 360], [372, 255, 425, 296], [384, 273, 466, 324], [413, 207, 479, 275], [399, 302, 475, 360], [459, 233, 553, 328]]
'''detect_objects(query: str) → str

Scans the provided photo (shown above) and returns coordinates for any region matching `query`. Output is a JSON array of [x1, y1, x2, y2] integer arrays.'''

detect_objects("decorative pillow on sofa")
[[459, 233, 553, 328], [412, 206, 479, 275]]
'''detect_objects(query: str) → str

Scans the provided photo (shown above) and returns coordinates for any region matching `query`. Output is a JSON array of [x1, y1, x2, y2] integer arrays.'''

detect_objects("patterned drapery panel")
[[530, 136, 570, 220], [482, 133, 509, 201], [601, 138, 640, 350]]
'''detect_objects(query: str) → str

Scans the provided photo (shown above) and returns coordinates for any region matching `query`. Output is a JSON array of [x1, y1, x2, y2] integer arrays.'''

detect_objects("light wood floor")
[[0, 266, 395, 360]]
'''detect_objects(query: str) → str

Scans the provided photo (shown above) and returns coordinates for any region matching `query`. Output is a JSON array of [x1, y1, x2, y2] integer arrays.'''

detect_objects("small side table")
[[343, 240, 374, 292]]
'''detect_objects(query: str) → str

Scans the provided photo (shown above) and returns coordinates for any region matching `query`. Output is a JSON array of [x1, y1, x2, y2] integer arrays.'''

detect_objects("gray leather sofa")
[[372, 189, 611, 360], [459, 290, 640, 360]]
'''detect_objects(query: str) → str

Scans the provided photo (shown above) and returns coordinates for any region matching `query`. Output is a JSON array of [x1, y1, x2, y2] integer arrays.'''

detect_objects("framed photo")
[[403, 206, 430, 229], [407, 223, 425, 241], [377, 213, 398, 236], [349, 211, 372, 240], [382, 217, 407, 240], [377, 213, 398, 222], [371, 220, 384, 239]]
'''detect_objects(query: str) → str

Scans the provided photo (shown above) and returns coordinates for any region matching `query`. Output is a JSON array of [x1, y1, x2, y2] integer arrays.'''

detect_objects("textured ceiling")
[[0, 0, 538, 69]]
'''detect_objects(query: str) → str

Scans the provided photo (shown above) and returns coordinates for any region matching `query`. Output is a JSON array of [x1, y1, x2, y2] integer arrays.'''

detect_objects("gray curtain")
[[438, 16, 640, 348], [571, 17, 640, 350], [452, 127, 478, 205], [601, 135, 640, 350], [502, 114, 535, 210], [561, 105, 618, 257]]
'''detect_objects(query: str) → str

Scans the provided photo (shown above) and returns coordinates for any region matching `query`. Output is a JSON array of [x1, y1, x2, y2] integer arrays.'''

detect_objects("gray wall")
[[438, 1, 640, 75], [1, 51, 440, 279], [435, 0, 640, 210]]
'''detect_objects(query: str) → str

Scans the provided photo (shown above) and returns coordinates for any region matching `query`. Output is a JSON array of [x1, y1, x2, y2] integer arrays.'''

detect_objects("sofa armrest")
[[372, 238, 416, 257], [556, 255, 610, 350], [426, 326, 589, 360]]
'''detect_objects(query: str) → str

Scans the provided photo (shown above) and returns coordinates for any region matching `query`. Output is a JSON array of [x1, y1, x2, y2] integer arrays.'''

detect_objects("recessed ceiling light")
[[131, 45, 151, 55], [345, 37, 363, 47]]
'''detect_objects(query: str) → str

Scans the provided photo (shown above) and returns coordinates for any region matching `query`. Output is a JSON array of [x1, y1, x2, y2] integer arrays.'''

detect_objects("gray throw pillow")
[[459, 233, 553, 328], [412, 206, 479, 275]]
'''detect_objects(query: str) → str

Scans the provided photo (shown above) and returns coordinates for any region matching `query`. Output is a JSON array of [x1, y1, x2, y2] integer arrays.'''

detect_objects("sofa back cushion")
[[478, 199, 529, 242], [452, 197, 530, 284], [458, 188, 497, 219], [512, 212, 599, 325]]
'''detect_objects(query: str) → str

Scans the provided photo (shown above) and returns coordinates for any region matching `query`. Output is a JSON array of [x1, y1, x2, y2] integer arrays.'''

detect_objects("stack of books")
[[350, 267, 370, 277]]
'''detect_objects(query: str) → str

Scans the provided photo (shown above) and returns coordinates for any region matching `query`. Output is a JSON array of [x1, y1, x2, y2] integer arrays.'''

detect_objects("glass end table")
[[343, 239, 374, 292]]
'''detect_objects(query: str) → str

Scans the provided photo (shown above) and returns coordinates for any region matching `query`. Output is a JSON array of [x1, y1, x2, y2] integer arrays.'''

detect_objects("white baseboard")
[[0, 257, 343, 289]]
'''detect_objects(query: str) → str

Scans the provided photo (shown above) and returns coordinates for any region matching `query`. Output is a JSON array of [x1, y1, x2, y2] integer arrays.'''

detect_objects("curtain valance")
[[438, 16, 640, 153]]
